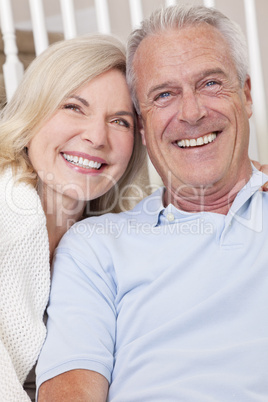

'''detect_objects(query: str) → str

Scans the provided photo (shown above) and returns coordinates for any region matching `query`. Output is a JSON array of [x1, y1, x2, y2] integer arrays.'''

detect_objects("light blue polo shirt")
[[36, 168, 268, 401]]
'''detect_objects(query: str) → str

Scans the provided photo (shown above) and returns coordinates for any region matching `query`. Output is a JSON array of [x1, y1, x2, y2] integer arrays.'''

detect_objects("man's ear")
[[244, 75, 253, 118], [138, 115, 146, 145]]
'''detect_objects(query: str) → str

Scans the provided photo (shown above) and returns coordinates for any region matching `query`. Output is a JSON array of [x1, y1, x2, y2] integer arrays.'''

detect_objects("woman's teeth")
[[177, 132, 217, 148], [63, 153, 102, 169]]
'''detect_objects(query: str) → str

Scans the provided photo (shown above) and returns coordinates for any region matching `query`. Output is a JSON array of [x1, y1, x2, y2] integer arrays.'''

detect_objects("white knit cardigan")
[[0, 167, 50, 401]]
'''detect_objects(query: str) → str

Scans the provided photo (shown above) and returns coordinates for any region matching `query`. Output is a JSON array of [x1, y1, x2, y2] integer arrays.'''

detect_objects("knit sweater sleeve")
[[0, 168, 50, 399], [0, 341, 31, 401]]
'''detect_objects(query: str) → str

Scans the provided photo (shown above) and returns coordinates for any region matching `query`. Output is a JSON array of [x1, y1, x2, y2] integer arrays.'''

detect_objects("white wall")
[[3, 0, 268, 161]]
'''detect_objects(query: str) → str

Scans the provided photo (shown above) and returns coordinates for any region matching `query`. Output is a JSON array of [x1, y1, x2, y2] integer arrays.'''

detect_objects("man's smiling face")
[[133, 24, 253, 208]]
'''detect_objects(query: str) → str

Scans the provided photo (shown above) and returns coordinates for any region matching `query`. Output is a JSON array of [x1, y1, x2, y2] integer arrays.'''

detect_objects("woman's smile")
[[28, 69, 134, 203]]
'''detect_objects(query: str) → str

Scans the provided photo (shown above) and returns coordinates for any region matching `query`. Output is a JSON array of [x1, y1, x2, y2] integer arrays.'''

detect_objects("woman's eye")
[[63, 104, 81, 113], [112, 119, 130, 128]]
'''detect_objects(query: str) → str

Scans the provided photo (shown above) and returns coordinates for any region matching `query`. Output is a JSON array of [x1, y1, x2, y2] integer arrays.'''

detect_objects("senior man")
[[37, 5, 268, 401]]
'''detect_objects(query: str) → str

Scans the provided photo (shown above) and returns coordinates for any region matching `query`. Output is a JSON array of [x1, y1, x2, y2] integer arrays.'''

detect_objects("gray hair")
[[126, 5, 249, 113]]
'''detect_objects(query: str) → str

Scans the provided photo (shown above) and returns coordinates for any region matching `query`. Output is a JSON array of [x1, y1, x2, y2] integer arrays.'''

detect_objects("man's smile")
[[177, 132, 217, 148]]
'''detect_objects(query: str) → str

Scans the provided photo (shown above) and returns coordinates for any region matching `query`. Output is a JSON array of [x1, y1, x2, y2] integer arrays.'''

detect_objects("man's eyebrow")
[[199, 68, 227, 79], [69, 95, 89, 107], [147, 82, 176, 98], [147, 69, 227, 98]]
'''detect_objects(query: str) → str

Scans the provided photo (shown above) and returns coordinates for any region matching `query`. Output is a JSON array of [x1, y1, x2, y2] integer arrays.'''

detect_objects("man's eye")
[[154, 92, 172, 104], [63, 104, 81, 113], [158, 92, 171, 99], [205, 81, 218, 87]]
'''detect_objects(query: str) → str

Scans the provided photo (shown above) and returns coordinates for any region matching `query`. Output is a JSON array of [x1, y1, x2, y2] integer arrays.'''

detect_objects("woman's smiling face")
[[28, 69, 135, 206]]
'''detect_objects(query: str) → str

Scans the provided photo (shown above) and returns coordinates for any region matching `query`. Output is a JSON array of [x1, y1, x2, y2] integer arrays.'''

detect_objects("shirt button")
[[166, 213, 175, 222]]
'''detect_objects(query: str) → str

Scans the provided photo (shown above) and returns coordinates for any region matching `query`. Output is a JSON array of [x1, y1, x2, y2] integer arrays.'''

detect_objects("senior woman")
[[0, 34, 147, 401]]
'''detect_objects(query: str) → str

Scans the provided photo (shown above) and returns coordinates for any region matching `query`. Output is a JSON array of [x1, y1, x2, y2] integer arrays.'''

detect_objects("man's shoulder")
[[81, 187, 164, 226]]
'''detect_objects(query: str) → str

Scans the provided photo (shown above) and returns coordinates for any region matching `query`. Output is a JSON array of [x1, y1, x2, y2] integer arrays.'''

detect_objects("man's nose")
[[177, 90, 206, 125]]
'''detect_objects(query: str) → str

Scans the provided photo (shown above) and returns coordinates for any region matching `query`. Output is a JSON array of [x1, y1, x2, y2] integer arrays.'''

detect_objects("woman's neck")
[[37, 182, 86, 262]]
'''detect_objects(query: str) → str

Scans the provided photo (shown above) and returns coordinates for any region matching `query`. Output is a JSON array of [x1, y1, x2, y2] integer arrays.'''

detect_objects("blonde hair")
[[0, 33, 146, 215]]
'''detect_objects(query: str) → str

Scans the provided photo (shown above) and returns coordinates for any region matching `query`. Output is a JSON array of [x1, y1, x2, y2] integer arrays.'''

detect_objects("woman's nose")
[[80, 118, 108, 149]]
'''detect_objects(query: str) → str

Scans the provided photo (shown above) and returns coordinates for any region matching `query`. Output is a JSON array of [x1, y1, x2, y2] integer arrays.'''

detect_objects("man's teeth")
[[177, 132, 217, 148], [63, 153, 102, 169]]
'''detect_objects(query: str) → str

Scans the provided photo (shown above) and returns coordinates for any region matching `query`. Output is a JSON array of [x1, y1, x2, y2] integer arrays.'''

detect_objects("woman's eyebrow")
[[66, 97, 134, 119], [69, 95, 89, 107], [114, 111, 134, 119]]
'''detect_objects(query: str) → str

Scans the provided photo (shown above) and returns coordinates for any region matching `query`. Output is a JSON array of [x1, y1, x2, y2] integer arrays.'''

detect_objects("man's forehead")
[[135, 25, 228, 57], [133, 26, 232, 87]]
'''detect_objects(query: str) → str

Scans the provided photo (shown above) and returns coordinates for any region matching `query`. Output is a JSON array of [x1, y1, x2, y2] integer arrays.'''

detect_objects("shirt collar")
[[225, 165, 268, 226], [138, 187, 165, 227], [144, 166, 268, 227]]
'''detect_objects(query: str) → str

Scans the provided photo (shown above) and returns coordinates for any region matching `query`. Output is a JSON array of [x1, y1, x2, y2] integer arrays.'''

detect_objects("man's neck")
[[163, 175, 251, 215]]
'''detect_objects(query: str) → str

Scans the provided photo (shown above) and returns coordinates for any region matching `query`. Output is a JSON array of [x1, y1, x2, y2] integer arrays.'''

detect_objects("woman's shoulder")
[[0, 165, 46, 238]]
